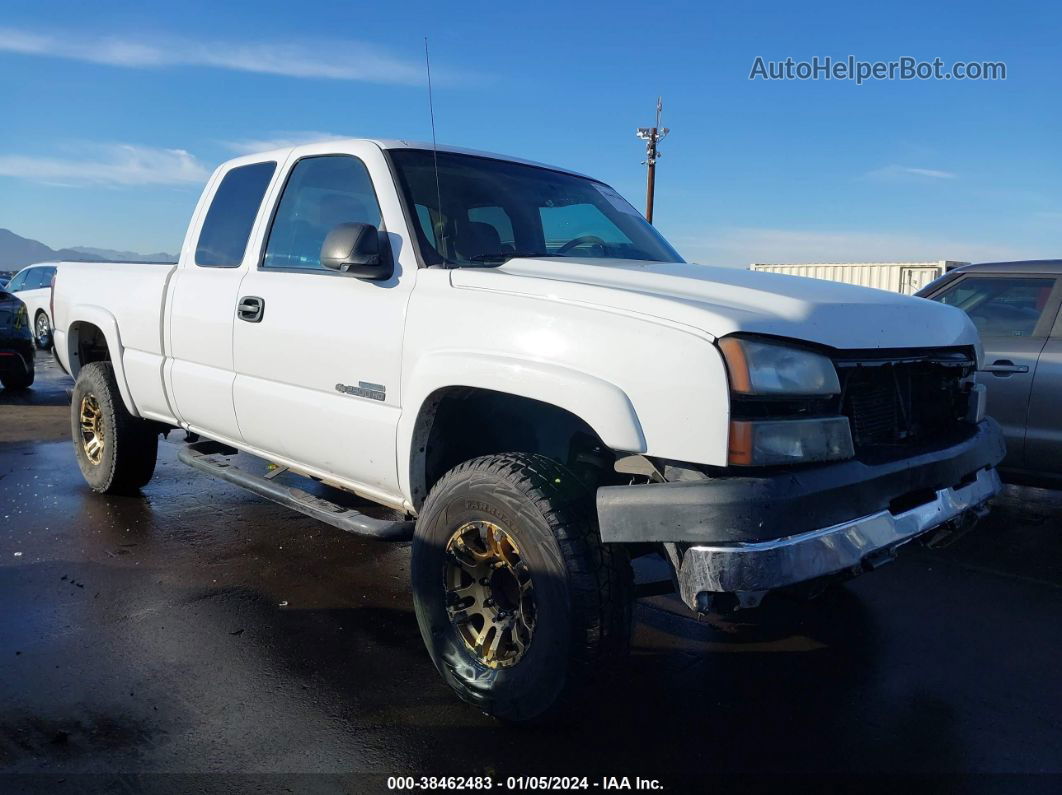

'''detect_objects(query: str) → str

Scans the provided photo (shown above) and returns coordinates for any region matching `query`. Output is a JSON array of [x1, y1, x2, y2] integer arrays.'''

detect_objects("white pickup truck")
[[51, 139, 1005, 722]]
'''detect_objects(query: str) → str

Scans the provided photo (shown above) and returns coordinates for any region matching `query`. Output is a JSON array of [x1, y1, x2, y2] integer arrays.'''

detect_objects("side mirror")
[[320, 222, 392, 279]]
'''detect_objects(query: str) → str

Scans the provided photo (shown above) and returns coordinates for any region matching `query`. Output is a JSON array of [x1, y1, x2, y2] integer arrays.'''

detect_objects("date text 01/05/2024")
[[386, 776, 665, 791]]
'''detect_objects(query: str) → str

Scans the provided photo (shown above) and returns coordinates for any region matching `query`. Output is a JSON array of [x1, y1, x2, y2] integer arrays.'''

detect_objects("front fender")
[[397, 351, 646, 501], [64, 305, 139, 417]]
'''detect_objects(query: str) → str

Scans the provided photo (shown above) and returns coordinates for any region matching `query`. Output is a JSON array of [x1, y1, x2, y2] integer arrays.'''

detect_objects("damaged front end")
[[667, 465, 998, 613], [599, 420, 1005, 614]]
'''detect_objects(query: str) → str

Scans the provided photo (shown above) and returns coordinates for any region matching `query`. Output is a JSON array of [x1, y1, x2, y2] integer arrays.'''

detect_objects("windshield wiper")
[[467, 251, 553, 264]]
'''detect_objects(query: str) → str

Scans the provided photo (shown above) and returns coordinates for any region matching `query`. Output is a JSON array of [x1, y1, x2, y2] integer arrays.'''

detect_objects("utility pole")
[[636, 97, 669, 224]]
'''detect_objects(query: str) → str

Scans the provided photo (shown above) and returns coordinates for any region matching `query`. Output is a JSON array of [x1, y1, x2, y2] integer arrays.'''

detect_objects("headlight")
[[720, 336, 853, 466], [728, 417, 854, 466], [719, 336, 840, 396]]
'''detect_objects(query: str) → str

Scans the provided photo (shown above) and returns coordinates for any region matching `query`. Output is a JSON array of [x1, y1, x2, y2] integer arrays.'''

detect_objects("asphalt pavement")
[[1, 357, 1060, 792]]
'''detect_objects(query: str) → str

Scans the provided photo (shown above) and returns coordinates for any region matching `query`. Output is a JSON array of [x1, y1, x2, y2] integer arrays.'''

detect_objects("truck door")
[[932, 273, 1060, 469], [232, 148, 413, 498], [166, 161, 278, 442]]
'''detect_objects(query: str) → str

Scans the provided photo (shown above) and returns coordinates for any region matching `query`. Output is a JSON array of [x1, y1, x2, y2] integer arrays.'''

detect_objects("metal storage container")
[[748, 261, 967, 295]]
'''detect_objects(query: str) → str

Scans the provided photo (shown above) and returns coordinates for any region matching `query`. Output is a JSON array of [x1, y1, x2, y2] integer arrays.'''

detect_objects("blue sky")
[[0, 0, 1059, 265]]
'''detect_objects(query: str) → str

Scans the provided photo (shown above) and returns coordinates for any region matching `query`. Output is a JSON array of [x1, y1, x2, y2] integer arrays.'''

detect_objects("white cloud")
[[0, 26, 459, 85], [867, 164, 957, 181], [673, 227, 1035, 268], [221, 131, 348, 154], [0, 144, 211, 187]]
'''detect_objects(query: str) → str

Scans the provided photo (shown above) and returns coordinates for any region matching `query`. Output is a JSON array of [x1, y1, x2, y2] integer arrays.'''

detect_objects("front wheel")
[[70, 361, 158, 494], [411, 453, 633, 723]]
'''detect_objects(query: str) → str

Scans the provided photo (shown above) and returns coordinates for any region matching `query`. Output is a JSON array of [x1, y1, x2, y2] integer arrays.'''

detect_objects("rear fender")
[[65, 306, 139, 417]]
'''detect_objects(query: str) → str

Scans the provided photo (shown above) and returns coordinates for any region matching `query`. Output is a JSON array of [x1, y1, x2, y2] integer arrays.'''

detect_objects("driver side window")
[[263, 155, 382, 271], [26, 268, 52, 289]]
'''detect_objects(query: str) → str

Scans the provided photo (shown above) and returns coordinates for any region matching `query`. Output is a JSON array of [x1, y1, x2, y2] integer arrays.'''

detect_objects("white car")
[[49, 139, 1005, 721], [6, 262, 57, 349]]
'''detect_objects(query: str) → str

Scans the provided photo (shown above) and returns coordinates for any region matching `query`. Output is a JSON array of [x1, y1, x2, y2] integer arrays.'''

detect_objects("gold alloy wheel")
[[79, 394, 105, 465], [444, 520, 536, 668]]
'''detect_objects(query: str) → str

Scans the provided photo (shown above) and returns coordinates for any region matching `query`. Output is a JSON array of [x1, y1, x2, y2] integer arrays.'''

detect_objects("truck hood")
[[450, 258, 978, 351]]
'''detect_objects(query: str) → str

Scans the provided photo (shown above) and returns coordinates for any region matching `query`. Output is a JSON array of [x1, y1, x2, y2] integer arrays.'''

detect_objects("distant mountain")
[[69, 246, 178, 263], [0, 229, 177, 271], [0, 228, 100, 270]]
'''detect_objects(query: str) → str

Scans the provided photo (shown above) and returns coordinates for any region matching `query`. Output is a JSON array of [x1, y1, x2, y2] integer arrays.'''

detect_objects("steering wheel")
[[555, 235, 607, 255]]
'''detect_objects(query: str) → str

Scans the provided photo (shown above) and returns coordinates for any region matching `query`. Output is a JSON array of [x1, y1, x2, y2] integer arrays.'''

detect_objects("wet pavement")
[[1, 357, 1060, 791]]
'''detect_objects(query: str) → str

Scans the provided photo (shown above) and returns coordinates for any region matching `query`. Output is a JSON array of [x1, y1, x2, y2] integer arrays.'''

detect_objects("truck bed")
[[52, 260, 178, 421]]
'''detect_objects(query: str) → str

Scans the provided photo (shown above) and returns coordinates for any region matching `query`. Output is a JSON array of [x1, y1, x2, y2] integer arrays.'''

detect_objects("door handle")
[[981, 359, 1029, 376], [237, 296, 264, 323]]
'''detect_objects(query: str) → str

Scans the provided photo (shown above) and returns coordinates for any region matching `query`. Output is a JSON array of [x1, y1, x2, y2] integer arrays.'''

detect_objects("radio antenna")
[[424, 37, 446, 261]]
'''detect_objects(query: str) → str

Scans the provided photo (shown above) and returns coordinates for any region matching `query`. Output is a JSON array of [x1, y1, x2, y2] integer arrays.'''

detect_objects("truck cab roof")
[[225, 138, 590, 180]]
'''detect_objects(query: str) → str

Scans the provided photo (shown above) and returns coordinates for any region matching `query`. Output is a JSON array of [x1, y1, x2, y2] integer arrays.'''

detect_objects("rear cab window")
[[195, 161, 277, 268], [539, 203, 630, 256], [468, 206, 516, 249]]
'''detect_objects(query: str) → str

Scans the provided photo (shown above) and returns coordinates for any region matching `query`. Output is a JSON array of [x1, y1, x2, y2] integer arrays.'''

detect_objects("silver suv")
[[919, 260, 1062, 484]]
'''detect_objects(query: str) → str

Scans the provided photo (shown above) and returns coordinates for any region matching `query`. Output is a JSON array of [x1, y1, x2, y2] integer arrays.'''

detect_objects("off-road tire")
[[411, 452, 633, 723], [0, 362, 34, 391], [71, 362, 158, 494]]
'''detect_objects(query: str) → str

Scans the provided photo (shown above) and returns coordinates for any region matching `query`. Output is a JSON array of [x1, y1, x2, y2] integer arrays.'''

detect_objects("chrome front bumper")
[[676, 466, 1002, 610]]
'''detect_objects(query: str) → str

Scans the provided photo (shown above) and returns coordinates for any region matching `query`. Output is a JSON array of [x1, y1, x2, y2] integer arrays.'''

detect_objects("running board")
[[177, 442, 414, 542]]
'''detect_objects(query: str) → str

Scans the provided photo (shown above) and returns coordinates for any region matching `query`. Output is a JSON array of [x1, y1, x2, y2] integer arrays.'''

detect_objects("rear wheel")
[[411, 452, 633, 723], [70, 362, 158, 494], [34, 311, 51, 350]]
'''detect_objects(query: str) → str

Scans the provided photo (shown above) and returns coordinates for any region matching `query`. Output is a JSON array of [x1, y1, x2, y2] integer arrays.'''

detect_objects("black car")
[[0, 287, 35, 390]]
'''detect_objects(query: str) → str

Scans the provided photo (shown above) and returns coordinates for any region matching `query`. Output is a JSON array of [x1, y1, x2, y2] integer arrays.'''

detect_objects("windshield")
[[388, 149, 684, 267]]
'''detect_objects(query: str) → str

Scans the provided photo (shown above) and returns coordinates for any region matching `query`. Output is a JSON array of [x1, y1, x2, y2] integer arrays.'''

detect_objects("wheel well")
[[67, 321, 111, 378], [409, 387, 617, 509]]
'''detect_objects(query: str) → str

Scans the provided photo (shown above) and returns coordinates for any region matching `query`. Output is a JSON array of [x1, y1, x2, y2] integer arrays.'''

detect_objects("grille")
[[846, 377, 901, 444], [836, 349, 974, 452]]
